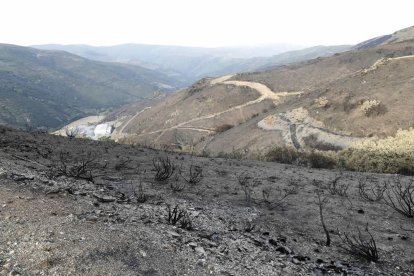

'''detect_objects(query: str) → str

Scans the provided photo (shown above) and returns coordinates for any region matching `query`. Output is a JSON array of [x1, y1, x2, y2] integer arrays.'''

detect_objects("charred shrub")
[[358, 178, 386, 202], [329, 174, 351, 197], [153, 155, 176, 181], [384, 177, 414, 218], [262, 185, 297, 209], [181, 164, 203, 185], [166, 205, 193, 230], [50, 150, 100, 182], [339, 224, 379, 262], [238, 173, 261, 205], [65, 127, 79, 139], [115, 156, 132, 171]]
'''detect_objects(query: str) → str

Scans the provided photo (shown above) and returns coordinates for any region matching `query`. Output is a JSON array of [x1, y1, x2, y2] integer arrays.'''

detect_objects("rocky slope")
[[0, 126, 413, 275]]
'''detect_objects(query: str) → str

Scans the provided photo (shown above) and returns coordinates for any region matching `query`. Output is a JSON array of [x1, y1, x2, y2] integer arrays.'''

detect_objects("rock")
[[0, 169, 7, 179], [195, 246, 206, 256], [268, 238, 278, 246], [10, 173, 34, 181], [278, 236, 287, 243], [188, 242, 198, 249], [220, 271, 235, 276], [293, 255, 310, 262], [167, 231, 181, 238], [316, 258, 325, 264], [92, 193, 116, 203], [275, 245, 293, 255], [8, 270, 20, 276], [85, 215, 98, 222], [139, 250, 147, 258], [197, 259, 206, 267], [191, 211, 201, 217]]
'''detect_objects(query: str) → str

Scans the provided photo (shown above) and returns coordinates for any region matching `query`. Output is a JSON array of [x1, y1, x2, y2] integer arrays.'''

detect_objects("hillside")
[[106, 26, 414, 174], [0, 44, 181, 128], [33, 44, 350, 84], [1, 125, 413, 275]]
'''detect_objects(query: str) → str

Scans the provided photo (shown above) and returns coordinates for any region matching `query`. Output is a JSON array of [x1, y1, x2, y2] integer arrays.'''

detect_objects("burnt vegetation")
[[383, 177, 414, 218], [50, 150, 100, 182], [180, 163, 203, 185], [339, 224, 379, 262], [358, 178, 386, 202], [166, 204, 193, 230], [153, 155, 176, 181], [1, 124, 413, 274]]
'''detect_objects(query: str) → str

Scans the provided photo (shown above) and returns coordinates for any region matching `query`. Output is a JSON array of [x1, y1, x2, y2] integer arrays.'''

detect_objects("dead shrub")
[[166, 205, 193, 230], [51, 150, 99, 182], [329, 174, 351, 197], [180, 164, 203, 185], [114, 156, 132, 171], [153, 155, 176, 181], [358, 178, 386, 202], [316, 190, 331, 246], [339, 224, 379, 262], [238, 173, 261, 205], [262, 186, 297, 209], [383, 177, 414, 218], [170, 170, 185, 192], [65, 127, 79, 139]]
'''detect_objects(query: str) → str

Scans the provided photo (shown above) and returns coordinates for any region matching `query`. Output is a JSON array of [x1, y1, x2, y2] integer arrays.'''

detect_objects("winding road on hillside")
[[113, 76, 303, 142]]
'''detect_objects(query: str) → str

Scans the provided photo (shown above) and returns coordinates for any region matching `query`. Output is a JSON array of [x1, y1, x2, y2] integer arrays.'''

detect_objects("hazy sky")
[[1, 0, 413, 47]]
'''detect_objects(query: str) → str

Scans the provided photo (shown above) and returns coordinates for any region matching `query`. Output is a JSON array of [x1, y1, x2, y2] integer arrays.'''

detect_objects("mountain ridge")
[[0, 44, 180, 128], [33, 43, 351, 84]]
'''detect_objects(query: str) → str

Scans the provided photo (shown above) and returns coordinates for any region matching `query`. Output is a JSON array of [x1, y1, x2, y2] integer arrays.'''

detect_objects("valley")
[[67, 26, 411, 177], [0, 44, 180, 129]]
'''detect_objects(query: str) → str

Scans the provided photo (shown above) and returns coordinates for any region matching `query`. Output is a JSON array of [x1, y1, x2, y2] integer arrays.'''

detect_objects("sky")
[[1, 0, 413, 48]]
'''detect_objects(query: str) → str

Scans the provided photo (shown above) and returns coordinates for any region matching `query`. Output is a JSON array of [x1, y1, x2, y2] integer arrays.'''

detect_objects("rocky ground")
[[0, 125, 413, 275]]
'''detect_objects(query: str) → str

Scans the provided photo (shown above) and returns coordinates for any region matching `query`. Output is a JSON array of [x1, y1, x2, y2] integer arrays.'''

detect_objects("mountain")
[[33, 44, 350, 84], [354, 25, 414, 49], [0, 44, 181, 128], [107, 26, 414, 173]]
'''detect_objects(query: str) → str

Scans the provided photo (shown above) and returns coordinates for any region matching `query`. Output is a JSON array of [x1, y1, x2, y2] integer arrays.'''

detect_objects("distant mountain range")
[[33, 43, 351, 84], [0, 41, 352, 129], [0, 44, 180, 128]]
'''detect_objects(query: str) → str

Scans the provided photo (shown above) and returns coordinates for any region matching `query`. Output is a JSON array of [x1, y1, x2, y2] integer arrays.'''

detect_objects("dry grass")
[[360, 99, 382, 116], [341, 128, 414, 174], [315, 96, 330, 108]]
